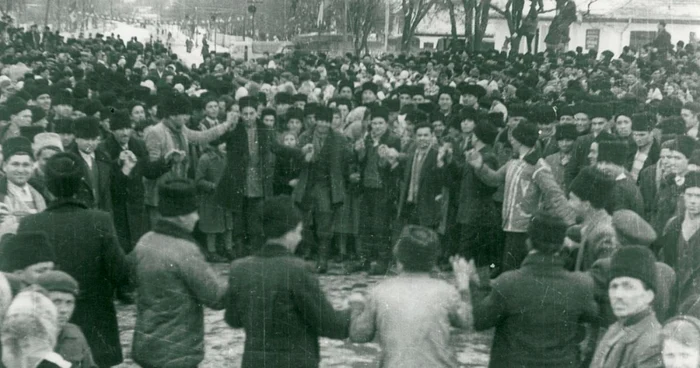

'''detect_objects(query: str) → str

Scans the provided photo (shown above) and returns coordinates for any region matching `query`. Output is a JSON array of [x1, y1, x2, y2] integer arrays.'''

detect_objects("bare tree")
[[345, 0, 383, 56], [400, 0, 439, 52]]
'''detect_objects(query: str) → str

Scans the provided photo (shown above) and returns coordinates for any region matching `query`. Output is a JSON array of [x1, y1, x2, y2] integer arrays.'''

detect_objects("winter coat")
[[0, 177, 47, 237], [660, 215, 700, 319], [449, 145, 499, 227], [131, 220, 226, 368], [214, 121, 277, 211], [17, 199, 130, 367], [291, 129, 353, 207], [69, 145, 113, 213], [596, 163, 645, 216], [144, 121, 229, 207], [195, 149, 231, 233], [638, 164, 663, 223], [394, 146, 446, 227], [589, 257, 676, 326], [476, 149, 575, 233], [225, 243, 350, 368], [97, 134, 171, 252], [589, 309, 663, 368], [349, 275, 471, 368], [574, 208, 616, 271], [472, 252, 599, 368], [544, 151, 570, 192], [55, 323, 96, 368]]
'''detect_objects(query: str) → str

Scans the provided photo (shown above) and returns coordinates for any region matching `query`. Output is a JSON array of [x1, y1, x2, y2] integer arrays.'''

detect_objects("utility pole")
[[44, 0, 51, 27], [384, 0, 389, 52], [343, 0, 348, 51]]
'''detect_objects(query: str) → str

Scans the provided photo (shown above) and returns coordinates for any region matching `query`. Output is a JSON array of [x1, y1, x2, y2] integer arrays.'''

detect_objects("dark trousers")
[[232, 197, 264, 253], [460, 223, 501, 268], [360, 187, 392, 263], [501, 231, 528, 272], [299, 183, 335, 260]]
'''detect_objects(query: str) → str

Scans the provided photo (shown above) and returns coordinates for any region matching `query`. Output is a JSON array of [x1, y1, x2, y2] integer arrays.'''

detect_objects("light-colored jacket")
[[143, 122, 228, 206], [131, 220, 226, 368], [0, 180, 47, 236], [349, 275, 471, 368], [477, 155, 575, 232]]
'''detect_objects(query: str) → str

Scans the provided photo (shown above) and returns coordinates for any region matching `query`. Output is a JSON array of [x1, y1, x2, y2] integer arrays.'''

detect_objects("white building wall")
[[417, 13, 700, 55]]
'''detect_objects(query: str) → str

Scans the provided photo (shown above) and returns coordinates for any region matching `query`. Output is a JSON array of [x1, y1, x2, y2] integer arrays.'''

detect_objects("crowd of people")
[[0, 15, 700, 368]]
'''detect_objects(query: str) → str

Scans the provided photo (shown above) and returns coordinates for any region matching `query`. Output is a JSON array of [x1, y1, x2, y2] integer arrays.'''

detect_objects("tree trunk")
[[510, 34, 522, 53], [448, 0, 458, 46], [463, 0, 473, 42], [473, 0, 491, 50]]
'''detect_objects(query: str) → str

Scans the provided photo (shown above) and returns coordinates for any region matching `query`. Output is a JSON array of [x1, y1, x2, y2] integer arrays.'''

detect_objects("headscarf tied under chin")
[[1, 289, 60, 367]]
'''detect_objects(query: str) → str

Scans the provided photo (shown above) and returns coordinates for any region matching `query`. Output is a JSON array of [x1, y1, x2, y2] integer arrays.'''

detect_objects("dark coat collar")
[[47, 197, 89, 210], [255, 242, 294, 258], [520, 251, 567, 269], [152, 219, 196, 243]]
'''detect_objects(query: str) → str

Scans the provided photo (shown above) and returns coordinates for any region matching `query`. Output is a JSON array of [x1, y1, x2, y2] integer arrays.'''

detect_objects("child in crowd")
[[36, 270, 95, 368], [196, 139, 233, 262], [273, 132, 301, 196]]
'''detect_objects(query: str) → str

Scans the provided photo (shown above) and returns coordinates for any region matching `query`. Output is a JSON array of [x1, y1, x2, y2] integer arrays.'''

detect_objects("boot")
[[316, 241, 329, 274]]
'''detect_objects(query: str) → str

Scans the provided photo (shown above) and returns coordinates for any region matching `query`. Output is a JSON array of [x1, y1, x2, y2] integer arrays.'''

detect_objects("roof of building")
[[489, 0, 700, 21]]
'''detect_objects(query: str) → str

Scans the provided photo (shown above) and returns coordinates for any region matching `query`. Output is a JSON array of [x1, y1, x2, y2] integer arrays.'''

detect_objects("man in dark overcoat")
[[472, 212, 599, 368], [289, 106, 352, 273], [214, 96, 279, 256], [393, 122, 444, 229], [97, 109, 171, 253], [17, 152, 131, 367], [355, 105, 402, 274], [225, 195, 354, 368], [70, 116, 112, 213]]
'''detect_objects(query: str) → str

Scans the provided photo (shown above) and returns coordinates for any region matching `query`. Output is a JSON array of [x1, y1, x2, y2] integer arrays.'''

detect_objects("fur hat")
[[529, 104, 557, 125], [263, 195, 302, 239], [597, 139, 629, 166], [671, 136, 696, 159], [394, 225, 439, 272], [0, 232, 54, 272], [238, 95, 258, 110], [610, 245, 657, 292], [474, 121, 498, 146], [511, 121, 539, 148], [631, 112, 654, 132], [684, 171, 700, 191], [3, 136, 34, 160], [361, 81, 378, 95], [45, 152, 84, 198], [109, 109, 132, 131], [527, 212, 568, 254], [159, 93, 192, 118], [52, 89, 73, 107], [158, 179, 198, 217], [569, 166, 615, 209], [53, 118, 74, 134], [72, 116, 101, 139], [33, 132, 63, 155], [315, 106, 333, 123], [555, 124, 578, 141], [370, 105, 390, 122], [6, 96, 28, 116]]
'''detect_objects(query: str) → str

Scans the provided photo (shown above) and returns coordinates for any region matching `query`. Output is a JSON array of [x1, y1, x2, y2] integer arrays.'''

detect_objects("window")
[[423, 42, 434, 49], [585, 29, 600, 51], [629, 31, 657, 50]]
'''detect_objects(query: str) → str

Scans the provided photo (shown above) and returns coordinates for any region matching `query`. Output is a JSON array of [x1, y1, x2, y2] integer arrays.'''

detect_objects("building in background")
[[416, 0, 700, 54]]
